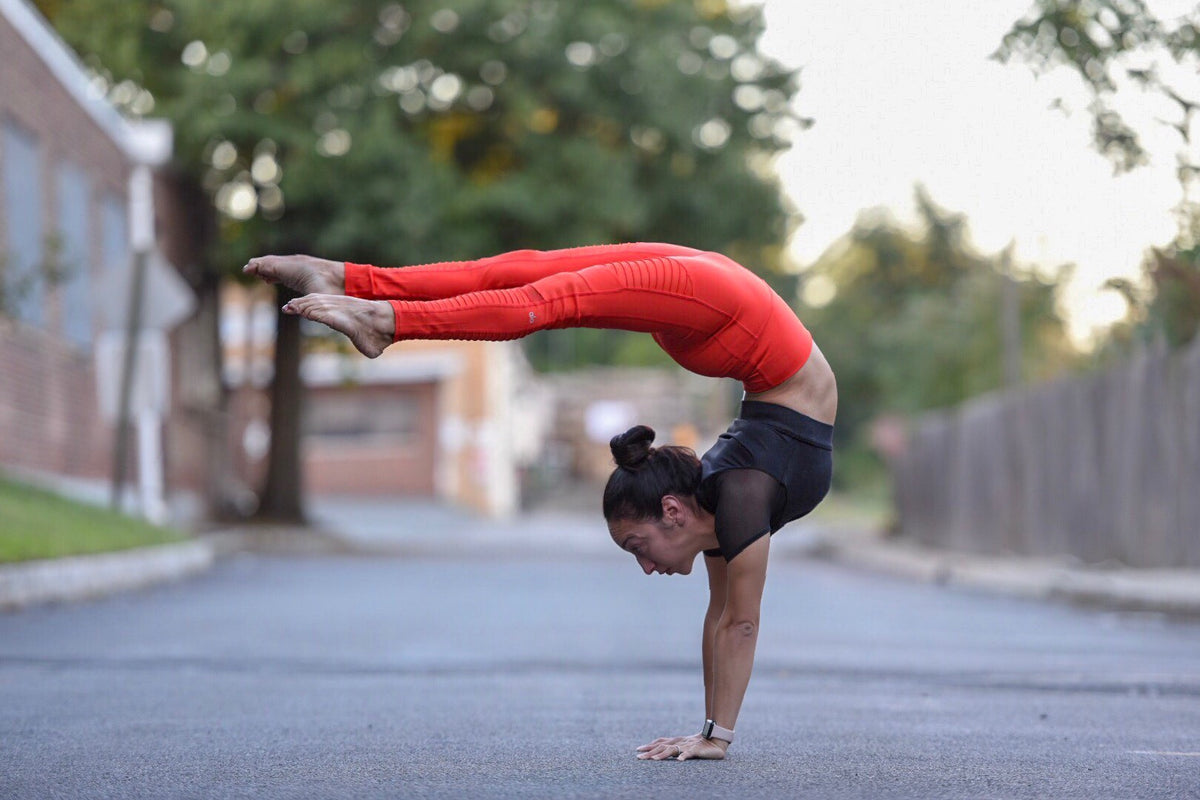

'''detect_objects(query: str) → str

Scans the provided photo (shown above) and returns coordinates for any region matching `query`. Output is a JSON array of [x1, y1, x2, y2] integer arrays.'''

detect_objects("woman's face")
[[608, 497, 702, 576]]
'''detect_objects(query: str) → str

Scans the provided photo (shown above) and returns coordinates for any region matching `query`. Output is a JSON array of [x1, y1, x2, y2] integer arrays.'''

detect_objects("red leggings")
[[343, 243, 813, 393]]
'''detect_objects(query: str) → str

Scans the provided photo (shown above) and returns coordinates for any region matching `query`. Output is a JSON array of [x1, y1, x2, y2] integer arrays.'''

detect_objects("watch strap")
[[701, 718, 735, 743]]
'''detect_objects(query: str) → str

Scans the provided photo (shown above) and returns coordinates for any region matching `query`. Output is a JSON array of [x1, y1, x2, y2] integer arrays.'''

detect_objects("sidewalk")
[[801, 524, 1200, 617], [4, 493, 1200, 617], [0, 540, 216, 611], [0, 494, 620, 612], [306, 495, 619, 559]]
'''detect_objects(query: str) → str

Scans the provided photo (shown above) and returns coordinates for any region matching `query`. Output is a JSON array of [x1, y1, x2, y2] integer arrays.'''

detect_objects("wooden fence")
[[891, 336, 1200, 568]]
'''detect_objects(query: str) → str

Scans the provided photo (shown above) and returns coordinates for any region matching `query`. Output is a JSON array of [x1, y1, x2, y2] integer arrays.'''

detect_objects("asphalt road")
[[2, 513, 1199, 799]]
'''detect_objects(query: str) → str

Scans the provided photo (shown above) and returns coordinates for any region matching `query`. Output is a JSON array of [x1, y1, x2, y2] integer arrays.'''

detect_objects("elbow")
[[720, 617, 759, 638]]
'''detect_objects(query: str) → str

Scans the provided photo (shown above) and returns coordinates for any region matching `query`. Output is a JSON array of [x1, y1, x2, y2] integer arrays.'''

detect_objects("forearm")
[[702, 611, 721, 718], [710, 619, 760, 732]]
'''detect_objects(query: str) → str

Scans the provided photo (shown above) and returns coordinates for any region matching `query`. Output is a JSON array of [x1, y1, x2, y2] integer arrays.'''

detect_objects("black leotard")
[[697, 401, 834, 562]]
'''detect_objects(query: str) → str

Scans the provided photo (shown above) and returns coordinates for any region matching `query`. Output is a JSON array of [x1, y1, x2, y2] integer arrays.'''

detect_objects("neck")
[[688, 506, 719, 556]]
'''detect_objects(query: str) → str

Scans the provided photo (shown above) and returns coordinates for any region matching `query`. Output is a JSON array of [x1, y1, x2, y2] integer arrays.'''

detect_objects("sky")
[[754, 0, 1189, 345]]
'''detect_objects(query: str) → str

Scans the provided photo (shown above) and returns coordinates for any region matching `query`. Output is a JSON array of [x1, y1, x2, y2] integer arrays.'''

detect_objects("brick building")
[[0, 0, 550, 522], [221, 285, 551, 518], [0, 0, 186, 518]]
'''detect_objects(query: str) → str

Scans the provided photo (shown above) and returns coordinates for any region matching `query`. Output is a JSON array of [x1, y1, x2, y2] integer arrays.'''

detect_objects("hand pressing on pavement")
[[636, 733, 728, 761]]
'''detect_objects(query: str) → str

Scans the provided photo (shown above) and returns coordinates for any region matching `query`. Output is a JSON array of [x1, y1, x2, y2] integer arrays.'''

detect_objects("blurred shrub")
[[800, 186, 1080, 455]]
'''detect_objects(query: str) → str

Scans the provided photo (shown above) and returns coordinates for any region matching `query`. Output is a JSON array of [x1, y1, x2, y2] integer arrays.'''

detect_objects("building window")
[[2, 120, 45, 325], [100, 191, 128, 278], [305, 391, 421, 443], [56, 161, 92, 346]]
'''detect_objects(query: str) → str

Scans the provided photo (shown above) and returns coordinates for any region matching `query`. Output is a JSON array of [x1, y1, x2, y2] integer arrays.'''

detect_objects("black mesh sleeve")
[[703, 469, 785, 562]]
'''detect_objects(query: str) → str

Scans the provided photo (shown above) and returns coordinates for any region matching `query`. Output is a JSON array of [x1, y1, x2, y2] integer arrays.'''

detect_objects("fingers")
[[636, 736, 680, 752], [637, 746, 676, 761], [637, 741, 687, 761], [635, 735, 725, 762]]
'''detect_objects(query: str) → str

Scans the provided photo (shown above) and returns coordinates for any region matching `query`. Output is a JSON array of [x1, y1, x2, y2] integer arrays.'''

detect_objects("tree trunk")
[[193, 272, 237, 520], [152, 169, 237, 521], [256, 284, 306, 522]]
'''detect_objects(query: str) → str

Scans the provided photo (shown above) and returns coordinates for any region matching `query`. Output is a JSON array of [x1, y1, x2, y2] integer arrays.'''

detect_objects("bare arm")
[[709, 534, 769, 743], [642, 536, 768, 762], [702, 553, 729, 718], [638, 552, 734, 762], [641, 469, 776, 761]]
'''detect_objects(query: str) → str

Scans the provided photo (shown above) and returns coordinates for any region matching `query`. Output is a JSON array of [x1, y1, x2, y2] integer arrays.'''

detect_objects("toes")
[[287, 295, 340, 324], [245, 258, 280, 283], [282, 293, 316, 315]]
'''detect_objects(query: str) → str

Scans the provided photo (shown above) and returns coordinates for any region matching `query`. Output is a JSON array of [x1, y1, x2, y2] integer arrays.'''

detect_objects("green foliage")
[[996, 1, 1200, 350], [40, 0, 802, 369], [994, 0, 1198, 180], [801, 187, 1080, 452], [1102, 230, 1200, 351]]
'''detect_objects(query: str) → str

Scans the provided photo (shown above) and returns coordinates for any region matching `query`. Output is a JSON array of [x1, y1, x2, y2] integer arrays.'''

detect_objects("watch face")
[[702, 720, 714, 738]]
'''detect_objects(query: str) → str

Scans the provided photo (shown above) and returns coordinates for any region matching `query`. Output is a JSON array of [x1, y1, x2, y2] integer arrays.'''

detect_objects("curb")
[[0, 540, 216, 612], [7, 520, 1198, 618], [812, 530, 1200, 617]]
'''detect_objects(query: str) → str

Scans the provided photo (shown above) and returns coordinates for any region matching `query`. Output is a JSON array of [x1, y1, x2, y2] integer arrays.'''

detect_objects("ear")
[[660, 495, 687, 526]]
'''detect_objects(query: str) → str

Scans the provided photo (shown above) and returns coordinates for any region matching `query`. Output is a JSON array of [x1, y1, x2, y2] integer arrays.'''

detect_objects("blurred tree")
[[995, 0, 1200, 349], [39, 0, 803, 520], [1103, 236, 1200, 349], [800, 187, 1078, 476]]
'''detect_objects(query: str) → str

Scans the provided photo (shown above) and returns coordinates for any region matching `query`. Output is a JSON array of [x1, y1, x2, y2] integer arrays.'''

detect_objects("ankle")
[[375, 301, 397, 339]]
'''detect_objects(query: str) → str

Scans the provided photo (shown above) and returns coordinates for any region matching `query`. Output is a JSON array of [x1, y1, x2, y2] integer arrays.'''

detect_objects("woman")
[[244, 243, 837, 761]]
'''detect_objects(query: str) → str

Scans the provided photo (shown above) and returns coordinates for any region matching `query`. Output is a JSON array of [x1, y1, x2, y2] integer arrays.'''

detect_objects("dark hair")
[[602, 425, 701, 523]]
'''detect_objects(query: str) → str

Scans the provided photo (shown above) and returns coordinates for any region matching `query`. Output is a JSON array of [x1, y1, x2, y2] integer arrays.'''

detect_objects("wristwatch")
[[701, 719, 735, 743]]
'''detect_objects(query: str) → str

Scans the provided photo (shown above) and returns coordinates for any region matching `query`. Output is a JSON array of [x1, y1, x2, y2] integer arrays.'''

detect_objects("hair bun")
[[610, 425, 656, 470]]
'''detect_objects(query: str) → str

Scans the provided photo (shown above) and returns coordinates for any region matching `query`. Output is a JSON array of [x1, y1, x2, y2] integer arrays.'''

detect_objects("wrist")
[[701, 718, 735, 745]]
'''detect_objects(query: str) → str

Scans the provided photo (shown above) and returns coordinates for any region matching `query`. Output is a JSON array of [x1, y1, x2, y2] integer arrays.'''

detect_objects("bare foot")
[[244, 254, 344, 295], [283, 294, 395, 358]]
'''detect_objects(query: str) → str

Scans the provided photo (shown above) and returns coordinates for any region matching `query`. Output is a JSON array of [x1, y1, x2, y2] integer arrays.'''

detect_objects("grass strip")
[[0, 476, 185, 563]]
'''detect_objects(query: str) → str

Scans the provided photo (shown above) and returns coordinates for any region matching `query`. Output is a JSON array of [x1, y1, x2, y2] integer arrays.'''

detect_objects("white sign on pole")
[[94, 330, 170, 422], [92, 249, 194, 333]]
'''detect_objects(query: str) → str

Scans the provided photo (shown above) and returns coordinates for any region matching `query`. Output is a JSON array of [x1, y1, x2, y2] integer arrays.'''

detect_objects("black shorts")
[[698, 400, 835, 534]]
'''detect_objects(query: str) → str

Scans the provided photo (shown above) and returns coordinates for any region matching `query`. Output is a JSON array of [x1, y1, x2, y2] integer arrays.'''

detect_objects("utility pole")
[[1000, 244, 1022, 389], [110, 166, 152, 511], [107, 121, 173, 518]]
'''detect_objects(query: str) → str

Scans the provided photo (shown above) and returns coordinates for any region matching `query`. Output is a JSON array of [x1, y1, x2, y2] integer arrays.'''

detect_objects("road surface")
[[2, 509, 1198, 799]]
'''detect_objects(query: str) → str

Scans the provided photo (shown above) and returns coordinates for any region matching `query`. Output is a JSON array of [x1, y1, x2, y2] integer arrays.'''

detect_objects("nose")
[[637, 556, 655, 575]]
